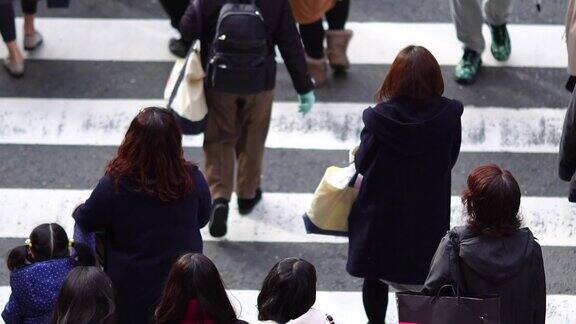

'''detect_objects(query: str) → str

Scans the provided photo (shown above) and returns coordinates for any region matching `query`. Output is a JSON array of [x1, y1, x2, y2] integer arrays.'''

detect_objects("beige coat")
[[566, 0, 576, 75]]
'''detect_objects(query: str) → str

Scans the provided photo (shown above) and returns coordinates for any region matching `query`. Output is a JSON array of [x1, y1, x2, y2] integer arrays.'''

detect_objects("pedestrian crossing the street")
[[0, 1, 575, 323]]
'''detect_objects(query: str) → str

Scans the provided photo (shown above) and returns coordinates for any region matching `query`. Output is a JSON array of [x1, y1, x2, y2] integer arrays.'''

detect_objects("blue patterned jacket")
[[2, 258, 75, 324]]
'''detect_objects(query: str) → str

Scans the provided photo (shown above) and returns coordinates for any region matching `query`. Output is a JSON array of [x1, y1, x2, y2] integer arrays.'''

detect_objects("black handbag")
[[396, 231, 501, 324]]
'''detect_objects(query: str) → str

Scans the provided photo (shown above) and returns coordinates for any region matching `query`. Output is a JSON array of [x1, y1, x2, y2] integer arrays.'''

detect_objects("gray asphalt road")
[[0, 145, 569, 197], [0, 62, 570, 107]]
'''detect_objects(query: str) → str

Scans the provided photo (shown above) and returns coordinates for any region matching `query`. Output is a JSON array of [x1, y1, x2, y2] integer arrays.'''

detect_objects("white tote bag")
[[165, 40, 208, 135]]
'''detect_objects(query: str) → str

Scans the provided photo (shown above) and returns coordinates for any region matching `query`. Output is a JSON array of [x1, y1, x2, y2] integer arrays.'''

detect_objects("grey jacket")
[[422, 226, 546, 324], [559, 88, 576, 202]]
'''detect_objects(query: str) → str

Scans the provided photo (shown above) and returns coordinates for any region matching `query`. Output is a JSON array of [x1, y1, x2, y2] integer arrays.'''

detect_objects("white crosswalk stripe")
[[0, 189, 574, 246], [0, 19, 567, 67], [0, 286, 574, 323], [0, 3, 574, 324], [0, 98, 567, 152]]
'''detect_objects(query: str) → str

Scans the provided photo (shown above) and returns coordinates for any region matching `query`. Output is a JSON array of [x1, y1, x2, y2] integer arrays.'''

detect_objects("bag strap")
[[448, 229, 467, 300], [193, 0, 203, 40], [167, 0, 203, 110], [326, 314, 335, 324]]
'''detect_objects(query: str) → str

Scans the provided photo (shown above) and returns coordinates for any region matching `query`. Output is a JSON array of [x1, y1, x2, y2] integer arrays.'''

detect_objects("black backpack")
[[207, 0, 269, 94]]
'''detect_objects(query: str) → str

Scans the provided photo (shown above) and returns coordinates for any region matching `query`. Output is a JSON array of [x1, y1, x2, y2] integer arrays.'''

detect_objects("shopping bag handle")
[[448, 230, 466, 301]]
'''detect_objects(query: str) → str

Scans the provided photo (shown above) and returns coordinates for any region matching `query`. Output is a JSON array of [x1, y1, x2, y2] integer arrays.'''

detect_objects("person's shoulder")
[[11, 258, 73, 282], [443, 97, 464, 116]]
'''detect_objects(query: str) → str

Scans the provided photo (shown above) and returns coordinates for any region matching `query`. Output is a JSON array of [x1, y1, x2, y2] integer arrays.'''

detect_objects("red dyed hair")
[[376, 45, 444, 103], [106, 107, 194, 201], [462, 164, 522, 236]]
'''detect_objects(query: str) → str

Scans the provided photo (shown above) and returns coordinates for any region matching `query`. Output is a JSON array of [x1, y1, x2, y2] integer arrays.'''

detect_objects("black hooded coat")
[[422, 226, 546, 324], [346, 96, 463, 284]]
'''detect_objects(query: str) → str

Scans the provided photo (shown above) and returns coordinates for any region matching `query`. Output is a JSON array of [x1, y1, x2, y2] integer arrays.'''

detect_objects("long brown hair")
[[462, 164, 522, 236], [106, 107, 194, 202], [376, 45, 444, 103], [154, 253, 239, 324]]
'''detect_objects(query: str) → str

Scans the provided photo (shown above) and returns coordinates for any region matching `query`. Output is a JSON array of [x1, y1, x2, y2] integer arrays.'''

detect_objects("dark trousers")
[[298, 0, 350, 59], [0, 0, 38, 42], [363, 279, 389, 324], [159, 0, 190, 33]]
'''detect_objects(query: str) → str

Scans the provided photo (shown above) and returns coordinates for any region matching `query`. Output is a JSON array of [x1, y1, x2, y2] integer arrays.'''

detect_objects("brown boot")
[[306, 55, 328, 88], [326, 29, 353, 72]]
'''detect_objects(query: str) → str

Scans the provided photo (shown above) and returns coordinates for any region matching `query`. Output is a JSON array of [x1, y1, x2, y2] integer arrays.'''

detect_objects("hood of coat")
[[457, 227, 536, 284], [10, 258, 75, 314], [363, 97, 459, 156]]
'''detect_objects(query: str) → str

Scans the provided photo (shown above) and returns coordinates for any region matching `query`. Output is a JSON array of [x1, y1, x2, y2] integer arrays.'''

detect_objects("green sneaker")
[[490, 24, 511, 61], [454, 49, 482, 85]]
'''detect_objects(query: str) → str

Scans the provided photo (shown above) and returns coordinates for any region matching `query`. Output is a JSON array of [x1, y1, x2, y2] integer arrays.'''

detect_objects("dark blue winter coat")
[[1, 258, 75, 324], [73, 165, 212, 324], [347, 96, 463, 285]]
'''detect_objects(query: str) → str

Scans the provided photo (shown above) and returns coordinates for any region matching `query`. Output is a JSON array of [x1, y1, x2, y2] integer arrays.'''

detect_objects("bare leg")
[[6, 41, 23, 63], [23, 14, 35, 36]]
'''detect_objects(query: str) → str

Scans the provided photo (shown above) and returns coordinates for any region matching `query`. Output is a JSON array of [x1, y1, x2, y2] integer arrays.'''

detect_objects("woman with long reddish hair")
[[154, 254, 247, 324], [73, 107, 211, 324], [347, 45, 463, 323]]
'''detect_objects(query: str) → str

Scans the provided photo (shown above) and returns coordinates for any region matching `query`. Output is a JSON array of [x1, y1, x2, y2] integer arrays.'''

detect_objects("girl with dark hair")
[[2, 223, 95, 324], [347, 45, 463, 323], [51, 266, 115, 324], [423, 164, 546, 324], [154, 253, 247, 324], [258, 258, 335, 324], [73, 107, 212, 324]]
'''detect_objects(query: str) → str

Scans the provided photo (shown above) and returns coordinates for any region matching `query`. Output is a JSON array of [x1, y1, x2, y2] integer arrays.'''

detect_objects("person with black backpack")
[[180, 0, 315, 238]]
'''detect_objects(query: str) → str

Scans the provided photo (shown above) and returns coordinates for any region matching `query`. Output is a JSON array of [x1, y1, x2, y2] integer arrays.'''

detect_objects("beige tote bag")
[[303, 164, 360, 236]]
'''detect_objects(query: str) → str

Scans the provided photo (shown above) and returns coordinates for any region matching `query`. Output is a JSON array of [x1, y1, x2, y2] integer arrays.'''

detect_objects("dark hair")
[[105, 107, 194, 202], [257, 258, 317, 323], [376, 45, 444, 103], [51, 266, 115, 324], [462, 164, 522, 236], [154, 253, 239, 324], [7, 223, 95, 271]]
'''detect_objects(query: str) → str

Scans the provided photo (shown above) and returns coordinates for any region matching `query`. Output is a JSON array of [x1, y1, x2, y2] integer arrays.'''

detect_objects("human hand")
[[298, 91, 315, 115]]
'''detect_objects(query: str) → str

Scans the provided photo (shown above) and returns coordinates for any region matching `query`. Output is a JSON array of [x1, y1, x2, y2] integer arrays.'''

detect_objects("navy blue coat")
[[73, 165, 211, 324], [347, 97, 463, 285], [2, 258, 75, 324]]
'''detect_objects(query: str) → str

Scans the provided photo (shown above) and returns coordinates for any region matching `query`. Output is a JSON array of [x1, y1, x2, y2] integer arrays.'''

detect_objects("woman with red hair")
[[73, 107, 211, 324], [423, 164, 546, 324]]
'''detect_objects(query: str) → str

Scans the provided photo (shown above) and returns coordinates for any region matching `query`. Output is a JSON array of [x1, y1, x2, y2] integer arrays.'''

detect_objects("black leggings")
[[0, 0, 38, 43], [362, 279, 389, 324], [298, 0, 350, 59]]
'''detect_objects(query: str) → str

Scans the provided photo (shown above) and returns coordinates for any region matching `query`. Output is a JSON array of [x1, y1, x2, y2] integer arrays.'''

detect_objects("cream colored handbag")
[[303, 164, 359, 236], [165, 40, 208, 134]]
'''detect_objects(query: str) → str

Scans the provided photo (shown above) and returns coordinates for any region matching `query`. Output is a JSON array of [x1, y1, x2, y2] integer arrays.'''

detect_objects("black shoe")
[[209, 198, 229, 238], [237, 188, 262, 215], [168, 38, 191, 58]]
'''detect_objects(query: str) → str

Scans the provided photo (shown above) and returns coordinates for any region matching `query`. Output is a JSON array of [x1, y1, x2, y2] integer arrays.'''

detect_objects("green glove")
[[298, 91, 315, 115]]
